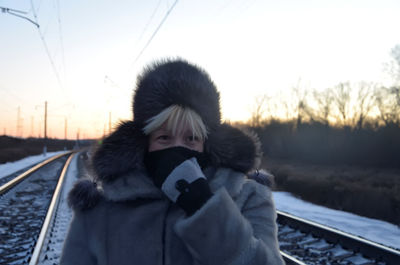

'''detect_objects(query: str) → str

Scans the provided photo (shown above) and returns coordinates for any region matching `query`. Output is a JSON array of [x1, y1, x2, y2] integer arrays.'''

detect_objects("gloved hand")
[[144, 146, 209, 187], [144, 147, 213, 215]]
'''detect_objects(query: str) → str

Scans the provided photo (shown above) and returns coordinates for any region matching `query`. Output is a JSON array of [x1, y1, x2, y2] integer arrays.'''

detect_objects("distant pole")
[[16, 107, 19, 137], [44, 101, 47, 139], [64, 117, 67, 140], [74, 128, 80, 150], [3, 128, 6, 135], [17, 106, 22, 137], [109, 112, 111, 134], [30, 116, 34, 137], [38, 120, 41, 138], [64, 117, 68, 150], [43, 101, 48, 156]]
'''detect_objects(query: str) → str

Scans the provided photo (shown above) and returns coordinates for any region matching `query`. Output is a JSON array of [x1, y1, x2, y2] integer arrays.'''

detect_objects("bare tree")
[[249, 95, 269, 127], [352, 82, 376, 129], [312, 88, 333, 125], [290, 80, 311, 126], [374, 86, 400, 126], [332, 82, 351, 126]]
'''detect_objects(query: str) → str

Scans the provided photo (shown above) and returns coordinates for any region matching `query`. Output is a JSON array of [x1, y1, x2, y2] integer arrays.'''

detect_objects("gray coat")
[[60, 123, 284, 265]]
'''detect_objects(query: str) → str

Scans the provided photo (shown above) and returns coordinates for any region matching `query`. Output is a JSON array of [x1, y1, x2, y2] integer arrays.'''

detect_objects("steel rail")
[[280, 251, 307, 265], [0, 151, 72, 195], [277, 210, 400, 265], [29, 152, 76, 265]]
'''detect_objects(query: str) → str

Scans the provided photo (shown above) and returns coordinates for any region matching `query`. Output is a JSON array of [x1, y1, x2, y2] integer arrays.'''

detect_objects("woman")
[[60, 59, 284, 265]]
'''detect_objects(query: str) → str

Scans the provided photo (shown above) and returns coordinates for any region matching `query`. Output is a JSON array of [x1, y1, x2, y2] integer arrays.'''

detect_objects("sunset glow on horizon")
[[1, 0, 399, 139]]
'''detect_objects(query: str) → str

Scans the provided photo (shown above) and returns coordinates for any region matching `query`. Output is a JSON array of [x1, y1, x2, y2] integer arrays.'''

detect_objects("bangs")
[[142, 105, 208, 139]]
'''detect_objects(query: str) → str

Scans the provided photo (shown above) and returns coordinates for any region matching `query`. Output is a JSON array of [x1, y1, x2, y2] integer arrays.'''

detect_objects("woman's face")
[[148, 122, 204, 152]]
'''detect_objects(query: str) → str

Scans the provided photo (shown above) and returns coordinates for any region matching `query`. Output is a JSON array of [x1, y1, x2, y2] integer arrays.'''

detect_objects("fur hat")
[[92, 58, 262, 183], [133, 58, 221, 132]]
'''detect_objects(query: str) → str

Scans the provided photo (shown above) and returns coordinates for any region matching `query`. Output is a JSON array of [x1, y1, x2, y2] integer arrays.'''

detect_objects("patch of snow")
[[2, 153, 399, 256], [39, 152, 79, 264], [273, 191, 400, 250], [0, 151, 67, 180]]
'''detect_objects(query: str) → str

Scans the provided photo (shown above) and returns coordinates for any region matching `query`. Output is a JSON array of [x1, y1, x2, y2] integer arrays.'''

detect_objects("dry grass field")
[[263, 157, 400, 226]]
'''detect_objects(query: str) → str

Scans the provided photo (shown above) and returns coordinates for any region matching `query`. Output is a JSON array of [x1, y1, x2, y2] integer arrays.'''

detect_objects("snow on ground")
[[273, 191, 400, 250], [2, 153, 399, 252], [0, 151, 67, 180], [39, 152, 79, 264]]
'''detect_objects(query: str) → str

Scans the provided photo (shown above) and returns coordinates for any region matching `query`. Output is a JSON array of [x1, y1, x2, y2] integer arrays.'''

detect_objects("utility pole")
[[30, 116, 34, 137], [38, 120, 41, 138], [17, 106, 23, 138], [64, 117, 68, 140], [64, 117, 68, 150], [43, 101, 48, 155], [74, 128, 80, 150], [44, 101, 48, 139], [109, 112, 111, 134], [16, 106, 20, 137]]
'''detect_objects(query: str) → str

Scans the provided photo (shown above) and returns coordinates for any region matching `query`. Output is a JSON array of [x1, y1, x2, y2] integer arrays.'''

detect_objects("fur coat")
[[60, 122, 284, 265]]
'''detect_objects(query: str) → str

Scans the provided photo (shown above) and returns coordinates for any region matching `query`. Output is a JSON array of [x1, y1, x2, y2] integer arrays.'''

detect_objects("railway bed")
[[1, 151, 399, 265]]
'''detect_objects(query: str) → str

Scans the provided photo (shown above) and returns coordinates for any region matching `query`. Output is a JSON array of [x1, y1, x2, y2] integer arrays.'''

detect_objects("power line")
[[28, 0, 45, 15], [30, 0, 64, 90], [135, 0, 163, 46], [132, 0, 179, 66], [56, 0, 66, 81], [0, 85, 31, 106]]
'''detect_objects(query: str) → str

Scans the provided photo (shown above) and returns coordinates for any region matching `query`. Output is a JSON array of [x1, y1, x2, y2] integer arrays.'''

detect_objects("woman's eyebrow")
[[156, 128, 171, 134]]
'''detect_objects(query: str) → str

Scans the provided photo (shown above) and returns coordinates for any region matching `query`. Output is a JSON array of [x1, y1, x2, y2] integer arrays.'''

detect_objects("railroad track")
[[0, 151, 75, 265], [1, 151, 399, 265], [277, 210, 400, 265]]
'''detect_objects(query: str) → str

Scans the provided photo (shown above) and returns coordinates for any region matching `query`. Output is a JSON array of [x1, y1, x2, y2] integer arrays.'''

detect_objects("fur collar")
[[69, 121, 265, 211], [91, 121, 262, 183], [69, 167, 252, 211]]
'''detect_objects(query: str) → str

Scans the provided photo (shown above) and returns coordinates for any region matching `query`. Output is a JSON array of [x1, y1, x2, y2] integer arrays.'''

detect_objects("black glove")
[[144, 147, 212, 215], [175, 177, 213, 216], [144, 146, 209, 188]]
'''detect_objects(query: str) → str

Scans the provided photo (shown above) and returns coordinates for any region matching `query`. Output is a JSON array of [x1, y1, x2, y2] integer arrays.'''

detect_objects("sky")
[[1, 0, 400, 139]]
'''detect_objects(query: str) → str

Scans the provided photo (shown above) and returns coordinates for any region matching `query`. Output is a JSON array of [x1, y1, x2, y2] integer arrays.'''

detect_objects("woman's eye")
[[187, 136, 199, 142], [157, 135, 169, 141]]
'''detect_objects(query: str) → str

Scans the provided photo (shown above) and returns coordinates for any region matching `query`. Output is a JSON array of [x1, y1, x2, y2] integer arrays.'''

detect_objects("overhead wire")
[[0, 85, 32, 106], [30, 0, 64, 90], [55, 0, 66, 82], [29, 0, 74, 121], [132, 0, 179, 66], [30, 0, 44, 14], [135, 0, 163, 46]]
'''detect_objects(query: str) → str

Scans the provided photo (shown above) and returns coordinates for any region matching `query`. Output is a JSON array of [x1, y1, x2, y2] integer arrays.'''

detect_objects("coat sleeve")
[[60, 212, 96, 265], [174, 182, 284, 265]]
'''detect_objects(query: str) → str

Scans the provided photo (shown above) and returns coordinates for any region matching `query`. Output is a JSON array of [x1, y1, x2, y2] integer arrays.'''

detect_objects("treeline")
[[242, 82, 400, 168], [0, 136, 93, 164], [251, 120, 400, 168]]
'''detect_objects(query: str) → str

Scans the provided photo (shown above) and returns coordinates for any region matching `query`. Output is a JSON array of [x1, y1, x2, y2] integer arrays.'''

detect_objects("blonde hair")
[[142, 105, 208, 140]]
